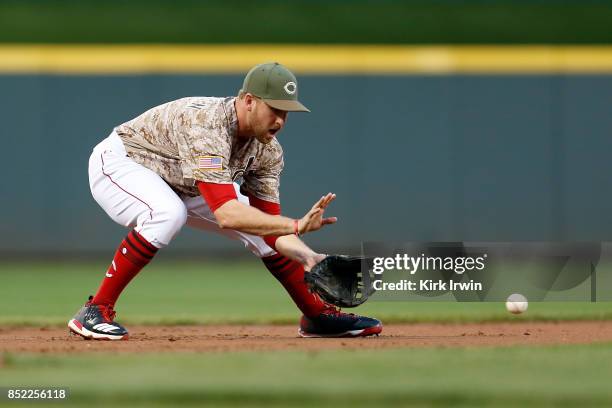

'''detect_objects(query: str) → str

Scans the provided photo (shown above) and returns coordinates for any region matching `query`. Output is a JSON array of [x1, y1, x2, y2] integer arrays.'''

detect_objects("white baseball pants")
[[88, 131, 276, 257]]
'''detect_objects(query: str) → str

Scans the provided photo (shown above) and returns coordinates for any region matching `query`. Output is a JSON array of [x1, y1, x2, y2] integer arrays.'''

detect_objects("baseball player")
[[68, 62, 382, 340]]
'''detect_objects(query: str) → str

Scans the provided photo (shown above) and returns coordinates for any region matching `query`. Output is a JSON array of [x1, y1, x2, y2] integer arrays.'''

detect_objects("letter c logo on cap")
[[283, 82, 297, 95]]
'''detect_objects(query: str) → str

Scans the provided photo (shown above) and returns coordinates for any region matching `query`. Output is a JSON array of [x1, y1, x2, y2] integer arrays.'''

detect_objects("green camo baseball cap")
[[241, 62, 310, 112]]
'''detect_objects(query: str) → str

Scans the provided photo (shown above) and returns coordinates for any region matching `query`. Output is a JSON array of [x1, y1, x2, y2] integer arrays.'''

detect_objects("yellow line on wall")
[[1, 45, 612, 74]]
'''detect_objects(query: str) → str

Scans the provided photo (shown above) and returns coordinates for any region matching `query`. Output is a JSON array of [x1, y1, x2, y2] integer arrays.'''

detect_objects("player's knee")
[[156, 200, 188, 237], [167, 201, 188, 231], [140, 199, 187, 248]]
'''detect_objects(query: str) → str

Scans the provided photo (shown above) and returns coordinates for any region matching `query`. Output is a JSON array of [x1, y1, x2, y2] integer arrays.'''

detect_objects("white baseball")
[[505, 293, 528, 314]]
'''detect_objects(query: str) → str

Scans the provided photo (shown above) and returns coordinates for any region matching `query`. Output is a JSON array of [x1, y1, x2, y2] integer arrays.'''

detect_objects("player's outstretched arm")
[[270, 193, 336, 269], [214, 193, 337, 237], [216, 198, 330, 268], [274, 234, 327, 271], [298, 193, 338, 234]]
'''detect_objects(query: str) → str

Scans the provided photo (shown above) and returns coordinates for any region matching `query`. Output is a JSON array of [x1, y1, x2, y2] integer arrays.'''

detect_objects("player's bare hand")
[[298, 193, 338, 235]]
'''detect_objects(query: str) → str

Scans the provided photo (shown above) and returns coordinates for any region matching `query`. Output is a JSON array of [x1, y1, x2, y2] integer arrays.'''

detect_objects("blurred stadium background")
[[2, 1, 612, 406], [2, 0, 612, 256]]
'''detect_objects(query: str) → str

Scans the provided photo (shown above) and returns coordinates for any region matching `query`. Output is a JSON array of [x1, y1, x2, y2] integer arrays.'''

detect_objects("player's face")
[[251, 98, 288, 144]]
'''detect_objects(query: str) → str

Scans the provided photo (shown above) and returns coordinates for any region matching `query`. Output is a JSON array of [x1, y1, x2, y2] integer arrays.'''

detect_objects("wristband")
[[294, 219, 300, 236]]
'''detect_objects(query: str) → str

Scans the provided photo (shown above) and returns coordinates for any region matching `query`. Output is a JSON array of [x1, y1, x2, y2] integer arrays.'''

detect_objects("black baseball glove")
[[304, 255, 375, 308]]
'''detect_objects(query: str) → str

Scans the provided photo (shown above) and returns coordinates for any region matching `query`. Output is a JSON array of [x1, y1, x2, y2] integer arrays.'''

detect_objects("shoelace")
[[99, 304, 117, 322], [321, 304, 357, 318], [86, 296, 117, 322]]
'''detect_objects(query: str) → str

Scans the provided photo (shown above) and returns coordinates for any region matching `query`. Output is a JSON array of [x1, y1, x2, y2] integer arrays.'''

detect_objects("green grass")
[[3, 344, 612, 407], [3, 261, 612, 407], [1, 260, 612, 326]]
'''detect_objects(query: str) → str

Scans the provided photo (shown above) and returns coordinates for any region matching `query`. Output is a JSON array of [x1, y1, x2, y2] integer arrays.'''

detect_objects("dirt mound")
[[2, 321, 611, 354]]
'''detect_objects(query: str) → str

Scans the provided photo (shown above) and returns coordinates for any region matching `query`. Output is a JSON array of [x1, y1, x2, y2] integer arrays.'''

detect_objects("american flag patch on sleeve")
[[198, 155, 223, 170]]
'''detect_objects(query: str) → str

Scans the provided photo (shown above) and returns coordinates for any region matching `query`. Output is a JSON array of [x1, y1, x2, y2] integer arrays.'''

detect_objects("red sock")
[[92, 230, 158, 307], [262, 254, 327, 317]]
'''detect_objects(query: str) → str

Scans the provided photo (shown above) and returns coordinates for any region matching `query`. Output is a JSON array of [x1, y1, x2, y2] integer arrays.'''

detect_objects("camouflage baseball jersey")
[[115, 97, 283, 202]]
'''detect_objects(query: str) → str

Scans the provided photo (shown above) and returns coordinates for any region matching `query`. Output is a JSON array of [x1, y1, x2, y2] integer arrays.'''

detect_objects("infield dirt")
[[2, 321, 612, 353]]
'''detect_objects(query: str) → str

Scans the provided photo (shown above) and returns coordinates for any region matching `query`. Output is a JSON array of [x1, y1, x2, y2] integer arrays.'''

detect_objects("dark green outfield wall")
[[1, 74, 611, 253], [1, 1, 612, 44]]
